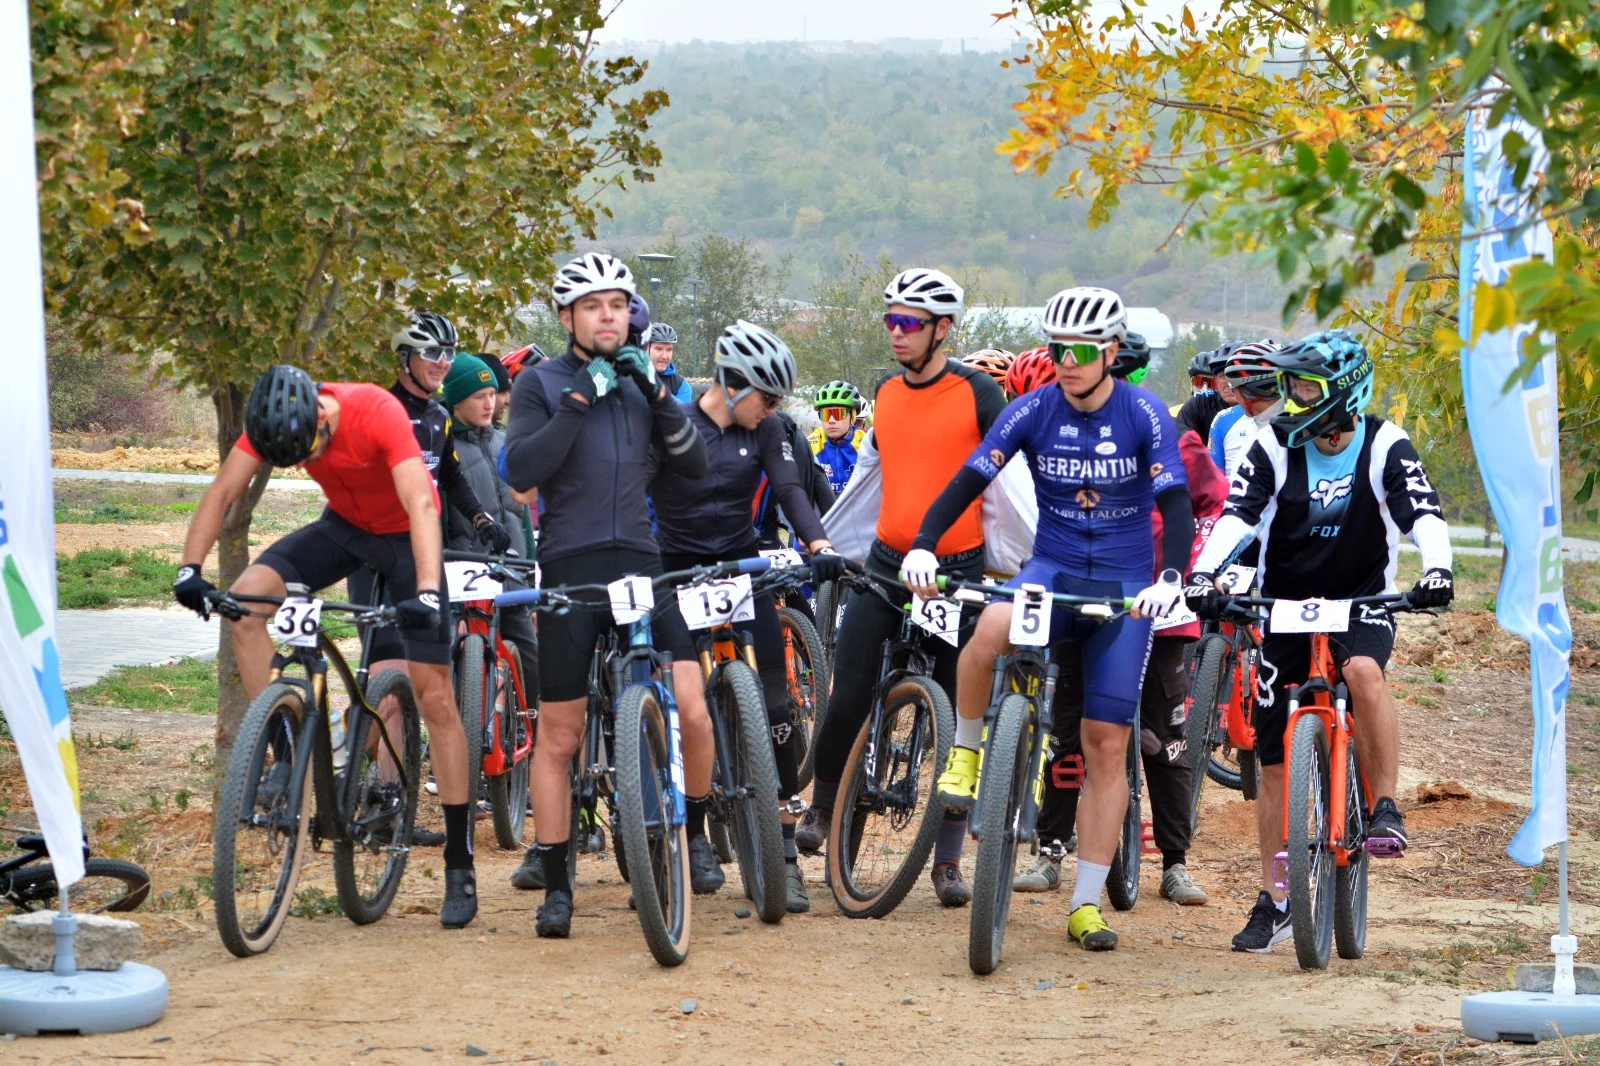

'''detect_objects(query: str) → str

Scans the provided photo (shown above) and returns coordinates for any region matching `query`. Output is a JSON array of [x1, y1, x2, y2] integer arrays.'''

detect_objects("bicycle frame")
[[1278, 633, 1363, 871], [454, 597, 535, 775], [1218, 617, 1261, 753]]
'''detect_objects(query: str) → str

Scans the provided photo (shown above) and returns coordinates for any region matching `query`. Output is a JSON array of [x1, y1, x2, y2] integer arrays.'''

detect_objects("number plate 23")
[[272, 598, 323, 648]]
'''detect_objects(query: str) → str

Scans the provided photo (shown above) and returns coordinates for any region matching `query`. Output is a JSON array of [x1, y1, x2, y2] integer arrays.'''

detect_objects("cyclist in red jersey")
[[173, 366, 481, 929]]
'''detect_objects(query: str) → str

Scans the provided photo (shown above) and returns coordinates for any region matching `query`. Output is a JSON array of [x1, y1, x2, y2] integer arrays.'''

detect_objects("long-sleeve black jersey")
[[388, 381, 486, 523]]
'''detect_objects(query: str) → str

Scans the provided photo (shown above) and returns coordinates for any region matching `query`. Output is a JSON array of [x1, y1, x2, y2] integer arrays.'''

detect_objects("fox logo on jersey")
[[1310, 473, 1354, 510]]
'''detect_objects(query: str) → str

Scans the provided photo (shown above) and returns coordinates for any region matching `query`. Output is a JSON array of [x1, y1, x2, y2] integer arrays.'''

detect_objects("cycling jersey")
[[1194, 415, 1451, 599], [757, 413, 834, 546], [808, 425, 867, 497], [388, 382, 486, 524], [660, 365, 693, 404], [951, 380, 1186, 582], [1207, 405, 1247, 475], [1175, 389, 1228, 442], [873, 361, 1006, 561], [233, 382, 434, 536], [649, 402, 827, 557]]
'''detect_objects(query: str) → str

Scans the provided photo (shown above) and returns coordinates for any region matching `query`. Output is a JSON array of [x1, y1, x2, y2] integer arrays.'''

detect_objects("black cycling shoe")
[[536, 889, 574, 938], [1367, 797, 1408, 857], [794, 807, 828, 854], [439, 868, 478, 929], [409, 825, 447, 847], [509, 846, 545, 890], [688, 835, 725, 895], [785, 863, 811, 914]]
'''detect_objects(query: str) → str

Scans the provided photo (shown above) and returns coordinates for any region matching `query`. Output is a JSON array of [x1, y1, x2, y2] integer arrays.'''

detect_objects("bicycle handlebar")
[[203, 589, 397, 626], [492, 555, 823, 611], [1224, 591, 1419, 612], [442, 548, 541, 573], [932, 576, 1134, 617]]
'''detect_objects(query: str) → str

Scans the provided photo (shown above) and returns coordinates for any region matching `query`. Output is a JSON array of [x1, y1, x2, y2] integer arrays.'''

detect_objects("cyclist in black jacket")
[[648, 320, 845, 913]]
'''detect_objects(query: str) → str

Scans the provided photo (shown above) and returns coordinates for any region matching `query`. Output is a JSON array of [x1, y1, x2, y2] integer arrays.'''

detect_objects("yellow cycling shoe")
[[936, 745, 981, 812], [1068, 903, 1119, 951]]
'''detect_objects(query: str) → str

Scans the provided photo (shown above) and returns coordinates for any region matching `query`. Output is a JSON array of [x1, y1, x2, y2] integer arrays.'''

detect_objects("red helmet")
[[1005, 347, 1056, 397], [501, 343, 547, 379]]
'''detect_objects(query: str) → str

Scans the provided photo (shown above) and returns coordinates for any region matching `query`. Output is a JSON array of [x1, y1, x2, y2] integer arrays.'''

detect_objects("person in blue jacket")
[[807, 379, 866, 498], [647, 323, 693, 403]]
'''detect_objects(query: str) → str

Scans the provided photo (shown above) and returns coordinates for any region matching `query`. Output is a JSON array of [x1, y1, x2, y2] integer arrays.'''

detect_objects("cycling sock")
[[1069, 859, 1111, 911], [782, 821, 798, 863], [954, 714, 983, 751], [686, 795, 710, 839], [933, 813, 968, 865], [536, 839, 572, 896], [1274, 895, 1289, 914], [441, 803, 473, 869], [809, 777, 838, 816], [1162, 849, 1186, 870]]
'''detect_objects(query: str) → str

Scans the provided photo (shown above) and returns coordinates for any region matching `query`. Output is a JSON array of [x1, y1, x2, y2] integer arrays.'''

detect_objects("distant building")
[[967, 306, 1175, 349]]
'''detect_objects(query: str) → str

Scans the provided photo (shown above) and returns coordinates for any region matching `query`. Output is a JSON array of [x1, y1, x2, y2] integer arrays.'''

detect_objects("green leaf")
[[1326, 0, 1352, 23], [1294, 142, 1318, 177], [1314, 276, 1346, 320], [1577, 471, 1596, 506], [1370, 215, 1407, 255], [1277, 245, 1299, 283], [1404, 262, 1430, 282], [1326, 141, 1351, 182], [1389, 172, 1426, 213]]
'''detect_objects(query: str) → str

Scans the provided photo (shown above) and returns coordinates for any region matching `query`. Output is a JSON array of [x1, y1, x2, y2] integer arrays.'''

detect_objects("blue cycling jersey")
[[965, 380, 1186, 582]]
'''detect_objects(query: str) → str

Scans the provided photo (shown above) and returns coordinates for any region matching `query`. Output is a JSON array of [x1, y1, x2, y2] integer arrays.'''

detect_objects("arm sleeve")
[[1380, 432, 1452, 571], [1155, 485, 1194, 577], [972, 373, 1008, 435], [911, 467, 991, 554], [1193, 438, 1277, 573], [651, 395, 707, 479], [439, 426, 487, 519], [502, 371, 586, 492], [757, 416, 828, 546]]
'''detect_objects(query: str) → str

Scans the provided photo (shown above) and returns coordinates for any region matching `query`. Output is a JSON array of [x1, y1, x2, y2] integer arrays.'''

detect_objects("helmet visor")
[[1279, 372, 1331, 414]]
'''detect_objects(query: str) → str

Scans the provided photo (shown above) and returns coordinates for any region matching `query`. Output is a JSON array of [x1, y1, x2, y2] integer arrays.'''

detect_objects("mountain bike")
[[205, 587, 420, 957], [1185, 565, 1263, 817], [928, 578, 1130, 974], [825, 566, 956, 919], [2, 833, 150, 914], [754, 548, 830, 794], [443, 549, 539, 850], [1223, 591, 1422, 970]]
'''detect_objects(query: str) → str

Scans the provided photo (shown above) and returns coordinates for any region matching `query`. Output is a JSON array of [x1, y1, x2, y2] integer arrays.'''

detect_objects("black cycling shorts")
[[537, 546, 695, 703], [254, 509, 452, 666], [1254, 611, 1396, 766]]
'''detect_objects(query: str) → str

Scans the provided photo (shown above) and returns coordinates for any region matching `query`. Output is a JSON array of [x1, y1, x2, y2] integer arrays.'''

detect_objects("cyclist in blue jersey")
[[647, 323, 694, 403], [1207, 341, 1284, 480], [808, 379, 867, 497], [904, 287, 1195, 953]]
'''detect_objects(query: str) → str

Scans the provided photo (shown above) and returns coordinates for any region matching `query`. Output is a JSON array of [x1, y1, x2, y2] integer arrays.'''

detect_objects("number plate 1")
[[272, 598, 323, 648], [444, 560, 504, 604], [1269, 598, 1351, 634], [608, 575, 655, 625], [677, 575, 756, 631], [910, 594, 960, 647], [1008, 584, 1053, 647]]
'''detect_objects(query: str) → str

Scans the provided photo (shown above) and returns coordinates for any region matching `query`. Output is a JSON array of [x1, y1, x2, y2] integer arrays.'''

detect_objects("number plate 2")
[[910, 594, 960, 647], [676, 575, 756, 631], [1268, 598, 1351, 634], [272, 598, 323, 648], [444, 560, 503, 603], [1008, 584, 1053, 647]]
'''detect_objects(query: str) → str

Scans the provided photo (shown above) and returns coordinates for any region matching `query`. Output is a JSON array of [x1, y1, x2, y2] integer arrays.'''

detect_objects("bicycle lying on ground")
[[1, 832, 150, 914]]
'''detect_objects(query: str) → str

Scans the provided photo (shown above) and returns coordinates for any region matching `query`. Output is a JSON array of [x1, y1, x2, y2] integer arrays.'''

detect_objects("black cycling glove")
[[561, 357, 620, 412], [1183, 571, 1225, 621], [474, 514, 512, 554], [173, 564, 216, 618], [396, 590, 442, 632], [808, 548, 846, 585], [1411, 567, 1454, 608]]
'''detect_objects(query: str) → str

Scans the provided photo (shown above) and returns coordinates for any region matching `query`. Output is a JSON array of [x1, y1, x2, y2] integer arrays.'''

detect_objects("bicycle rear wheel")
[[487, 646, 531, 849], [212, 681, 313, 957], [721, 661, 787, 923], [333, 669, 421, 925], [1286, 712, 1335, 970], [1106, 730, 1143, 912], [827, 675, 954, 919], [1184, 635, 1228, 830], [6, 858, 152, 914], [779, 606, 829, 793], [969, 694, 1032, 975], [454, 635, 488, 809], [1335, 742, 1369, 960], [614, 684, 692, 966]]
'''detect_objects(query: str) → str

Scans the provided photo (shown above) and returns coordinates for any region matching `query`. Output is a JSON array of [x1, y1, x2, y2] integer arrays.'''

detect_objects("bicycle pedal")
[[1271, 852, 1289, 892], [1140, 820, 1159, 856], [1365, 836, 1405, 858]]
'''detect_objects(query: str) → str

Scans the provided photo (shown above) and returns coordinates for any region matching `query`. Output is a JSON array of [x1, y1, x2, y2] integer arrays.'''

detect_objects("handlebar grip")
[[494, 588, 543, 607], [734, 556, 773, 575]]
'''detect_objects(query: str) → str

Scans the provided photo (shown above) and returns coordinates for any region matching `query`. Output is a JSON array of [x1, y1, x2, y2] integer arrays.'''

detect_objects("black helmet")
[[1110, 331, 1151, 384], [245, 366, 320, 467], [1187, 349, 1215, 379]]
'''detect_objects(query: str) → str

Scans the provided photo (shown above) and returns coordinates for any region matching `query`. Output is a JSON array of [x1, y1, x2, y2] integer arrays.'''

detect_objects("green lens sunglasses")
[[1047, 340, 1109, 366]]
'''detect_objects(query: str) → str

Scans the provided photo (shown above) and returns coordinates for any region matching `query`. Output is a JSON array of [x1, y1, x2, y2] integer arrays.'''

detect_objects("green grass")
[[55, 499, 198, 525], [69, 656, 217, 715], [56, 547, 175, 608]]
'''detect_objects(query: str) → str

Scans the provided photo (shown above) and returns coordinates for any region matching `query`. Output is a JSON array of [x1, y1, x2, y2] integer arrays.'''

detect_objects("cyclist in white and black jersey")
[[1184, 330, 1454, 954]]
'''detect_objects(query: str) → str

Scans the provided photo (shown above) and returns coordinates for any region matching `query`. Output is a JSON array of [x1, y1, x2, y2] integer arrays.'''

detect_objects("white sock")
[[1274, 895, 1289, 914], [1070, 859, 1111, 911], [954, 714, 983, 751]]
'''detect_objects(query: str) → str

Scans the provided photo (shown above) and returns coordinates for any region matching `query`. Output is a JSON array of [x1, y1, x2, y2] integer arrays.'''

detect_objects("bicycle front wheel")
[[969, 694, 1032, 975], [1335, 741, 1369, 960], [454, 634, 488, 809], [6, 858, 152, 914], [332, 669, 421, 925], [1184, 635, 1228, 829], [614, 684, 692, 967], [1286, 712, 1335, 970], [721, 661, 787, 923], [827, 675, 954, 919], [487, 645, 531, 849], [779, 606, 829, 793], [212, 681, 313, 957], [1106, 730, 1142, 912]]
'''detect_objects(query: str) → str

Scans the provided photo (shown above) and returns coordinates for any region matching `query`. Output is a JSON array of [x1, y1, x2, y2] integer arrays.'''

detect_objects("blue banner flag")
[[1458, 107, 1571, 867]]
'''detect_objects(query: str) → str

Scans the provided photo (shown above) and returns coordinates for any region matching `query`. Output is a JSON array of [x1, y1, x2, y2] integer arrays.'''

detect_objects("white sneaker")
[[1159, 863, 1209, 906], [1013, 855, 1062, 892]]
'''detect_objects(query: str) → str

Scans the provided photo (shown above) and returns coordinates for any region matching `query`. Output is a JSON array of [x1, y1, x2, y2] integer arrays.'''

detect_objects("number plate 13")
[[676, 575, 755, 631]]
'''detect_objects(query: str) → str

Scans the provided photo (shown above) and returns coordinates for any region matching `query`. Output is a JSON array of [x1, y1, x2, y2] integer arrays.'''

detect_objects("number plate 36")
[[272, 598, 323, 648]]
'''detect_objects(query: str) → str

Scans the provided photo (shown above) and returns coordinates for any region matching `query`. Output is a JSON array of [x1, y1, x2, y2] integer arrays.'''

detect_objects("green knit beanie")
[[441, 353, 497, 410]]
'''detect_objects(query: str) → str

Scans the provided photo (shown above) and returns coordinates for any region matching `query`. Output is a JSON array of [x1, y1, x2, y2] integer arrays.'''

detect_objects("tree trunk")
[[211, 382, 269, 773]]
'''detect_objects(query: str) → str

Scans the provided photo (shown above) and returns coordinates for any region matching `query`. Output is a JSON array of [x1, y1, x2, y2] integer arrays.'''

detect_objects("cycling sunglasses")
[[1223, 366, 1281, 400], [1278, 372, 1330, 414], [1047, 339, 1112, 366], [755, 390, 782, 409], [819, 406, 854, 422], [883, 313, 935, 334], [410, 345, 456, 364]]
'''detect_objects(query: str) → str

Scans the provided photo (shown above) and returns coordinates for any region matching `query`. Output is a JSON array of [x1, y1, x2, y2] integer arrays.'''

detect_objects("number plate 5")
[[1008, 584, 1053, 647], [1268, 598, 1351, 634], [272, 598, 323, 648]]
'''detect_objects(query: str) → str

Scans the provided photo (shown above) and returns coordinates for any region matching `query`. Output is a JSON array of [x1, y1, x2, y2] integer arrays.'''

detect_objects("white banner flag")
[[0, 1, 84, 887]]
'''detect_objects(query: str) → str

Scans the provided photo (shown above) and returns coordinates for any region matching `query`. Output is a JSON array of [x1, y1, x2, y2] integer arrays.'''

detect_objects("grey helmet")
[[883, 267, 964, 326], [391, 311, 458, 357], [647, 322, 679, 345], [714, 320, 797, 397], [550, 252, 636, 308]]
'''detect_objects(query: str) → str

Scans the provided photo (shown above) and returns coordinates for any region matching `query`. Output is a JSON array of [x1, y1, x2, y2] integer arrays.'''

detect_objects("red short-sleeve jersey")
[[234, 382, 436, 535]]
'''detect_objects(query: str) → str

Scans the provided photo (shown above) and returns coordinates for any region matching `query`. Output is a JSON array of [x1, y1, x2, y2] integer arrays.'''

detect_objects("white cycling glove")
[[900, 548, 940, 597], [1133, 568, 1185, 621]]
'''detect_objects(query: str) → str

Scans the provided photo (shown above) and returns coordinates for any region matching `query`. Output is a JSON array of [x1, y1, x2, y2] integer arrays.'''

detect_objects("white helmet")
[[1043, 287, 1127, 342], [550, 252, 636, 308], [715, 320, 797, 396], [884, 268, 964, 326]]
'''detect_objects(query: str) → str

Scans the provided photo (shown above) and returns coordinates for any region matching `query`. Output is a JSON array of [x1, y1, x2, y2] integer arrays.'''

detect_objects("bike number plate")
[[1269, 598, 1351, 634], [608, 575, 655, 625], [1153, 600, 1198, 632], [444, 560, 503, 603], [677, 575, 755, 630], [910, 594, 960, 647], [1219, 565, 1257, 593], [272, 597, 323, 648], [1008, 584, 1053, 646], [760, 547, 804, 568]]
